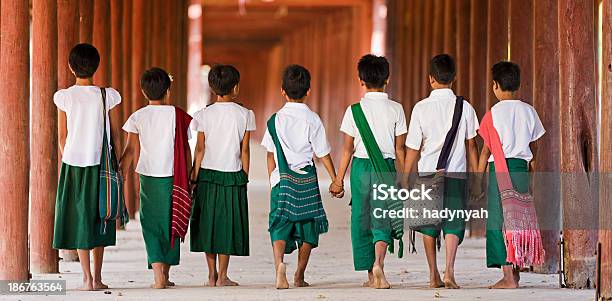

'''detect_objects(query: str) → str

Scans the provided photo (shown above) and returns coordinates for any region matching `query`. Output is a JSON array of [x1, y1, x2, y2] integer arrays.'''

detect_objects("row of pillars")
[[385, 0, 610, 295], [0, 0, 191, 280]]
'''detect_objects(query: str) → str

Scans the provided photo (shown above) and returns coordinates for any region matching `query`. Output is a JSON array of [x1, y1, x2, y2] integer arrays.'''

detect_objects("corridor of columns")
[[0, 0, 610, 300]]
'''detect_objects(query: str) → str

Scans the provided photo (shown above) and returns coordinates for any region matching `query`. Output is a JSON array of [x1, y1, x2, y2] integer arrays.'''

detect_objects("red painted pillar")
[[110, 0, 123, 154], [411, 0, 424, 103], [509, 0, 534, 104], [0, 0, 30, 281], [79, 0, 93, 43], [485, 0, 508, 109], [421, 0, 433, 97], [130, 0, 148, 217], [558, 0, 598, 289], [187, 0, 202, 110], [431, 0, 444, 56], [531, 0, 561, 274], [93, 0, 110, 87], [455, 0, 471, 97], [57, 0, 80, 263], [600, 1, 612, 297], [443, 0, 456, 56], [31, 0, 60, 274], [469, 0, 488, 118]]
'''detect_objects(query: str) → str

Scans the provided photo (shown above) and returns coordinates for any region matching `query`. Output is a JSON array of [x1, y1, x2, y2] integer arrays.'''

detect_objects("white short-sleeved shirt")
[[192, 102, 256, 172], [54, 85, 122, 167], [340, 92, 408, 159], [405, 88, 479, 174], [261, 102, 331, 187], [488, 100, 545, 162], [122, 105, 194, 177]]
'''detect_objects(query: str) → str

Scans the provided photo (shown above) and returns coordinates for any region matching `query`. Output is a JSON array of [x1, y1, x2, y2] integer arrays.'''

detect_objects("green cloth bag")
[[267, 114, 329, 234], [351, 103, 403, 257], [99, 87, 128, 234]]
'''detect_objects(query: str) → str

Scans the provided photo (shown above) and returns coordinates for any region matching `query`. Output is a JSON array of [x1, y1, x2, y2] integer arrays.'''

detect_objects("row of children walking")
[[52, 43, 545, 291]]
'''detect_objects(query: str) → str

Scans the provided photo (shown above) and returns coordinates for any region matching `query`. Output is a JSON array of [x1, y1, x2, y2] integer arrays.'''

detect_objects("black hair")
[[208, 65, 240, 96], [140, 67, 172, 100], [492, 61, 521, 92], [429, 54, 456, 84], [357, 54, 390, 89], [68, 43, 100, 78], [282, 64, 311, 100]]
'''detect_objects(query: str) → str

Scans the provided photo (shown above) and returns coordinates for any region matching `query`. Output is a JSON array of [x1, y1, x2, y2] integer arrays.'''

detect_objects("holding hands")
[[329, 178, 345, 198]]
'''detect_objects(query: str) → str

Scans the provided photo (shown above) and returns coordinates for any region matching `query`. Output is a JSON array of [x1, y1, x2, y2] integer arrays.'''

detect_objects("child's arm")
[[241, 131, 251, 174], [402, 147, 420, 187], [477, 144, 490, 174], [394, 133, 407, 177], [58, 110, 67, 155], [470, 143, 490, 198], [119, 133, 139, 174], [334, 134, 355, 190], [466, 138, 479, 173], [266, 152, 276, 177], [190, 132, 205, 183], [109, 107, 122, 157], [529, 141, 538, 172], [319, 154, 343, 196]]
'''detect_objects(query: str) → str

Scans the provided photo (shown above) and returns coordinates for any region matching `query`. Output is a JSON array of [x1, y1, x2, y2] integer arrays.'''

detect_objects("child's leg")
[[92, 247, 108, 289], [294, 243, 312, 287], [151, 263, 166, 289], [423, 235, 444, 288], [443, 234, 460, 289], [371, 241, 390, 289], [205, 253, 217, 286], [76, 249, 94, 291], [489, 265, 519, 289], [216, 255, 238, 286], [273, 240, 289, 289], [163, 264, 175, 286]]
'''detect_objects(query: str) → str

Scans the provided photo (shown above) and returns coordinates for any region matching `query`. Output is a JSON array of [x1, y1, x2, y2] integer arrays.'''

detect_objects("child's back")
[[55, 85, 121, 166], [489, 100, 544, 162], [123, 105, 178, 177], [262, 102, 330, 186], [193, 102, 255, 172]]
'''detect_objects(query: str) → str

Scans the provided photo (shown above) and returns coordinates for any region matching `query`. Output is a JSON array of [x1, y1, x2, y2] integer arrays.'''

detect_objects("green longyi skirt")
[[139, 175, 180, 269], [190, 169, 250, 256], [53, 163, 116, 250]]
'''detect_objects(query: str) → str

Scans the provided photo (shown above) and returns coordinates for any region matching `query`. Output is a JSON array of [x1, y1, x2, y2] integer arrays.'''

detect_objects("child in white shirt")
[[476, 61, 545, 289], [335, 54, 408, 289], [403, 54, 479, 289], [53, 43, 121, 291], [120, 68, 194, 289], [261, 65, 342, 289], [190, 65, 255, 287]]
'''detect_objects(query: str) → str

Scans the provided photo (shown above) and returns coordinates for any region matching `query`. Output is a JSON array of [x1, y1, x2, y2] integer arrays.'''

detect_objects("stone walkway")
[[11, 146, 594, 301]]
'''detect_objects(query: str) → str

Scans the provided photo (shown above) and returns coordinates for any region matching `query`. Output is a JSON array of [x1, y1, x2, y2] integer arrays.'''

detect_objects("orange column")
[[0, 0, 30, 280], [110, 0, 123, 152], [558, 0, 598, 289], [93, 0, 110, 87], [600, 0, 612, 297], [79, 0, 93, 43], [509, 0, 534, 104], [31, 0, 59, 274], [455, 0, 471, 97], [531, 0, 561, 274], [443, 0, 456, 56], [411, 0, 424, 103], [485, 0, 508, 109], [469, 0, 488, 118], [57, 0, 80, 263]]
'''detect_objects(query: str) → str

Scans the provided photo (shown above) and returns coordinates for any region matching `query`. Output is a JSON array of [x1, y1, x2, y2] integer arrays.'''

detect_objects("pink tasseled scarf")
[[170, 107, 193, 247], [479, 111, 545, 268]]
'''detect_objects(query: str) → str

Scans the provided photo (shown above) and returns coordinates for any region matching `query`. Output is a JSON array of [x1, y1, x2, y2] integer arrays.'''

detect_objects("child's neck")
[[365, 88, 385, 93], [216, 95, 235, 103], [75, 77, 93, 86], [148, 100, 165, 105], [497, 92, 516, 101], [287, 98, 305, 103], [431, 83, 452, 90]]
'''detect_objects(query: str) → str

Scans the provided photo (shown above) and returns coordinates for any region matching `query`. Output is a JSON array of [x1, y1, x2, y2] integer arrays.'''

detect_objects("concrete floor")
[[13, 146, 595, 301]]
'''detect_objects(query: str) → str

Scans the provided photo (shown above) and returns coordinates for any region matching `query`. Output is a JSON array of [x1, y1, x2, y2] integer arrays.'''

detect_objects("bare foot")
[[513, 270, 521, 283], [488, 277, 519, 289], [429, 271, 444, 288], [150, 282, 166, 289], [443, 276, 460, 289], [362, 281, 371, 287], [78, 279, 94, 291], [93, 280, 108, 290], [216, 277, 239, 287], [207, 272, 218, 287], [275, 263, 289, 289], [372, 265, 391, 289], [165, 280, 175, 287]]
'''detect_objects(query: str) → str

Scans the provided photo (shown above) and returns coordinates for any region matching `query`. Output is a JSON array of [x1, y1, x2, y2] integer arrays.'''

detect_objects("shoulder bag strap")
[[435, 96, 464, 170], [266, 114, 290, 173], [351, 103, 393, 177], [479, 112, 514, 191]]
